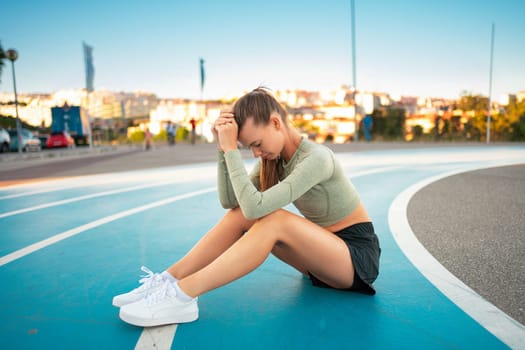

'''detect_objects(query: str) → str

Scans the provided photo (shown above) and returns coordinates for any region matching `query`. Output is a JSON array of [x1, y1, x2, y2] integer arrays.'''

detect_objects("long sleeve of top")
[[217, 150, 238, 208], [217, 138, 361, 227], [217, 150, 260, 208]]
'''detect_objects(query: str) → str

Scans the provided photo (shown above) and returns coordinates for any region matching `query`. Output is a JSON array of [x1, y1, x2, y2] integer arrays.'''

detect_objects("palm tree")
[[0, 42, 6, 83]]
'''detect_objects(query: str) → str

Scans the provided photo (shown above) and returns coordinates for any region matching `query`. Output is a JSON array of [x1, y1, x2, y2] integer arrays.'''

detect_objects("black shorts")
[[308, 222, 381, 295]]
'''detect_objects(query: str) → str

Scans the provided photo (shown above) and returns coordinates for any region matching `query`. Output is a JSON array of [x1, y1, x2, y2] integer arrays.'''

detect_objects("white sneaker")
[[119, 280, 199, 327], [112, 266, 165, 307]]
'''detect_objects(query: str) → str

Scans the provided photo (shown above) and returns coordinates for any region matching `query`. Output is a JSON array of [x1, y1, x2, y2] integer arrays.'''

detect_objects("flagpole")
[[486, 23, 495, 144]]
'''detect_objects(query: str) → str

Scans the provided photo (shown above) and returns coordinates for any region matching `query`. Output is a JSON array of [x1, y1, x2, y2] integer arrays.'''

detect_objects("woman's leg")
[[166, 207, 255, 279], [179, 209, 354, 297]]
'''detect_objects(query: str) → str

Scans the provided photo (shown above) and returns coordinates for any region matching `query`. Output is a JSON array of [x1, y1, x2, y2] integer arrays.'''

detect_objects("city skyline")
[[1, 0, 524, 100]]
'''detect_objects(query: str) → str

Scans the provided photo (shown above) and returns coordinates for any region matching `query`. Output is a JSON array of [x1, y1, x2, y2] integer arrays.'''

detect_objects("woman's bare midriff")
[[324, 202, 371, 233]]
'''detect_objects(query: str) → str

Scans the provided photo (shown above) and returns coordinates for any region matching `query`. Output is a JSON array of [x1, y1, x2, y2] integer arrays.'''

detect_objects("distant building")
[[2, 87, 523, 145], [148, 99, 225, 142], [86, 90, 159, 120], [0, 92, 54, 127]]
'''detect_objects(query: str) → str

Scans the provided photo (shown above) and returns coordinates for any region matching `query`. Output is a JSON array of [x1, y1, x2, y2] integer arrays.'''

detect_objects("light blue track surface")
[[1, 146, 524, 349]]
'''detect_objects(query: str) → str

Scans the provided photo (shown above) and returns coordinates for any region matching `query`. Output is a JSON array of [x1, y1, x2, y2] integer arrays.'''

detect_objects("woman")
[[114, 88, 381, 327]]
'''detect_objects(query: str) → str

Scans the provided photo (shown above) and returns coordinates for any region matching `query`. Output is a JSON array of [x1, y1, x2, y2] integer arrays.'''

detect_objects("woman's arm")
[[217, 151, 238, 208], [217, 151, 261, 209], [214, 108, 241, 208], [223, 148, 333, 219]]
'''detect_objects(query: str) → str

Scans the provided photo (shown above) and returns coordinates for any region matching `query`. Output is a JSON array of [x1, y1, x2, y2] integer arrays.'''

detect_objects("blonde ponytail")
[[259, 159, 280, 191]]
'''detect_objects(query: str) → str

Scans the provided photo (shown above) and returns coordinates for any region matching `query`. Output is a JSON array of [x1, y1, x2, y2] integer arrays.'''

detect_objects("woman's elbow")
[[240, 206, 264, 220], [219, 197, 237, 209]]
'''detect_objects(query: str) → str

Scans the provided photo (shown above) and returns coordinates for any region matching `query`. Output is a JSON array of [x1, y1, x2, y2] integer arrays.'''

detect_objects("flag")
[[83, 41, 95, 92], [199, 57, 205, 95]]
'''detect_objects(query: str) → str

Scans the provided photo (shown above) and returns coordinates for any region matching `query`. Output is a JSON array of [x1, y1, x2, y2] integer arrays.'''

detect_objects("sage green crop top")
[[217, 138, 361, 227]]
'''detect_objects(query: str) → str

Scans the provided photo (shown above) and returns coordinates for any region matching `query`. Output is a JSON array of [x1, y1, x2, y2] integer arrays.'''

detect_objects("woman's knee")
[[225, 207, 256, 232], [255, 209, 296, 230]]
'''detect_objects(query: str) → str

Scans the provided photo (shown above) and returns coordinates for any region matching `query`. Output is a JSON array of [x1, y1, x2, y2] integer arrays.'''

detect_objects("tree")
[[0, 42, 6, 83], [383, 107, 406, 140], [412, 125, 424, 140], [506, 97, 525, 141], [370, 108, 405, 140], [457, 93, 489, 112], [457, 93, 490, 141]]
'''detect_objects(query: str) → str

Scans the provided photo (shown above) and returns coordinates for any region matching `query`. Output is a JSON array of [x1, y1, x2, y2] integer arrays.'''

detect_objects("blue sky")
[[1, 0, 524, 100]]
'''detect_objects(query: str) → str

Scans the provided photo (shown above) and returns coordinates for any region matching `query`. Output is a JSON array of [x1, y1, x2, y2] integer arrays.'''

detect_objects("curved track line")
[[388, 164, 525, 349], [0, 163, 218, 199], [0, 175, 139, 199], [0, 180, 180, 218]]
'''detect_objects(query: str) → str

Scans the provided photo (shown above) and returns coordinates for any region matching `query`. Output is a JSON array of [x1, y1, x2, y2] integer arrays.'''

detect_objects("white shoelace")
[[144, 280, 177, 306], [136, 266, 163, 292]]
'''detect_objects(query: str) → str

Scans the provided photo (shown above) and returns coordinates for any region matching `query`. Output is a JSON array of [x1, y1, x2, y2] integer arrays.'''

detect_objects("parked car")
[[46, 131, 75, 148], [0, 127, 10, 153], [8, 128, 42, 152]]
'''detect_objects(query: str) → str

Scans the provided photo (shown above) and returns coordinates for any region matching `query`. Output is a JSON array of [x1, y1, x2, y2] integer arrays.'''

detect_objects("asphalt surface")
[[408, 164, 525, 325], [1, 141, 523, 326]]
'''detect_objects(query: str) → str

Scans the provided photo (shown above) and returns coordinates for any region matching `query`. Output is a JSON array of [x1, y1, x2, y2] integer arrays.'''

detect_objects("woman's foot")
[[119, 280, 199, 327], [112, 266, 166, 307]]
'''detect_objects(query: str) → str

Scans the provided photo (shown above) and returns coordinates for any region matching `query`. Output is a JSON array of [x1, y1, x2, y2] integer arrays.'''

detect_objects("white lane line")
[[0, 163, 217, 200], [336, 147, 525, 167], [349, 166, 400, 178], [0, 187, 216, 267], [388, 164, 525, 349], [0, 175, 139, 200], [135, 325, 178, 350], [0, 184, 89, 200], [0, 180, 179, 218]]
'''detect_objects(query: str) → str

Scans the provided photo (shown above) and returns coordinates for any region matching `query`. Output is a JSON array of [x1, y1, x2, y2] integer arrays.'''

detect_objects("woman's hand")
[[213, 109, 238, 152]]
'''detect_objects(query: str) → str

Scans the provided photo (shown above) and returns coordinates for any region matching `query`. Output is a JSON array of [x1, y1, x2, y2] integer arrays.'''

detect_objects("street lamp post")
[[351, 0, 359, 142], [6, 49, 23, 153]]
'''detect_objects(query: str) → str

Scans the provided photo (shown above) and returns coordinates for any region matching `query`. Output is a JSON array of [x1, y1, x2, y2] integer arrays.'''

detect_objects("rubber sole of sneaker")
[[112, 295, 144, 308], [112, 298, 131, 308], [119, 309, 199, 327]]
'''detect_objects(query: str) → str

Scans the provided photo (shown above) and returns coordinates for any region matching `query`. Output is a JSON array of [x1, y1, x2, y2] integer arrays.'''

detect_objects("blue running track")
[[1, 146, 524, 349]]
